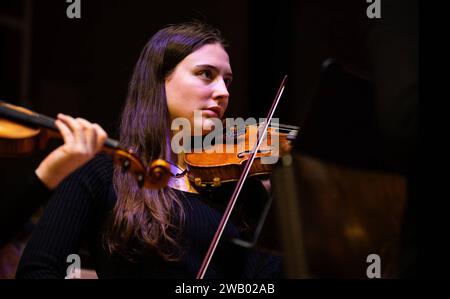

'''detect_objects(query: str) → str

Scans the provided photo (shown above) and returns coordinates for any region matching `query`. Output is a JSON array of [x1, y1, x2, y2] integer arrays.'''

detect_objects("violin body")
[[0, 118, 44, 157], [185, 124, 297, 188], [0, 102, 57, 157]]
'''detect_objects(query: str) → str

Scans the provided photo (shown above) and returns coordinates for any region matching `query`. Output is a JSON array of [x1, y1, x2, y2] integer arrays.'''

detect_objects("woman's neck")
[[166, 137, 199, 194]]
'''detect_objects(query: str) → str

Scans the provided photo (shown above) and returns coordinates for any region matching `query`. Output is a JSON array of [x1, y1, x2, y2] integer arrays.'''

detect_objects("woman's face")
[[165, 43, 232, 135]]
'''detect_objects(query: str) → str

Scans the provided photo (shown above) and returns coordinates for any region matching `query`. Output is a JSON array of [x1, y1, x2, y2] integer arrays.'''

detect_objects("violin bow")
[[196, 75, 288, 279]]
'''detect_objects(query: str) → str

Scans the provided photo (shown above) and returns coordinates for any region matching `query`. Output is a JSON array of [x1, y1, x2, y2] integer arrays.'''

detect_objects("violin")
[[185, 123, 298, 188], [0, 100, 171, 189]]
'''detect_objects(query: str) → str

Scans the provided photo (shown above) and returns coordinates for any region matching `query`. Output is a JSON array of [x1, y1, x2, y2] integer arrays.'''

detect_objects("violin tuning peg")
[[137, 173, 144, 188], [121, 158, 131, 172]]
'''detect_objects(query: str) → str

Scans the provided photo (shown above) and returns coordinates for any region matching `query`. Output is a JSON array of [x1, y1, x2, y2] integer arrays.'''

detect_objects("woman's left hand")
[[35, 114, 107, 190]]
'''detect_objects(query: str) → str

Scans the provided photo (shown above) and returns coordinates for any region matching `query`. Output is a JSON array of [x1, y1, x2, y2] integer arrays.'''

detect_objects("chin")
[[201, 128, 213, 136], [203, 118, 221, 132], [189, 117, 222, 137]]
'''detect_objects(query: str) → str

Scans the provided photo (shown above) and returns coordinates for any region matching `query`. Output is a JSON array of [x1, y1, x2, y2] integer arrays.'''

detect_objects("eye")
[[198, 69, 214, 81], [224, 77, 233, 87]]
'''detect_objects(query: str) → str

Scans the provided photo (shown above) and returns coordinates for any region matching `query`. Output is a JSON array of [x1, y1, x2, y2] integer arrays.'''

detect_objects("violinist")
[[17, 21, 283, 278], [0, 114, 107, 247]]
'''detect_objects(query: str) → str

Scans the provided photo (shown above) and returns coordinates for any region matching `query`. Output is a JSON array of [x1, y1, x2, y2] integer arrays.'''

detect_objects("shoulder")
[[73, 152, 112, 178], [63, 153, 114, 194]]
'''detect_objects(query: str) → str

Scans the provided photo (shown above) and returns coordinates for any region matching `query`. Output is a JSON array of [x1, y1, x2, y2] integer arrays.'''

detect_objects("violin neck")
[[0, 100, 55, 130], [0, 100, 120, 150]]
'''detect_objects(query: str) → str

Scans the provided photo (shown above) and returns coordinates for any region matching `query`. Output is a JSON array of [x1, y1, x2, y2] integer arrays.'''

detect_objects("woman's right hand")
[[35, 114, 107, 190]]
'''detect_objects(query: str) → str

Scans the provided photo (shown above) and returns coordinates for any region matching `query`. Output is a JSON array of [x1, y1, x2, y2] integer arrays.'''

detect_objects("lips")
[[203, 106, 222, 118]]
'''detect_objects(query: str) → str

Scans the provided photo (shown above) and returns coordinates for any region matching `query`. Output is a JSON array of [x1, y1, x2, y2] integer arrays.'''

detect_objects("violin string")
[[229, 125, 299, 138], [226, 124, 299, 132], [230, 126, 297, 133], [227, 123, 299, 131], [230, 127, 297, 135]]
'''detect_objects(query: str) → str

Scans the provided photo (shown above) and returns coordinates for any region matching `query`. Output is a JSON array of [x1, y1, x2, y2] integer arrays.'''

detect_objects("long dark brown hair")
[[104, 22, 228, 261]]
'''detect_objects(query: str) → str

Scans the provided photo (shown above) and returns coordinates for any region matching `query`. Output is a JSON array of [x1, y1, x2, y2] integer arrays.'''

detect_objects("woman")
[[17, 21, 282, 278]]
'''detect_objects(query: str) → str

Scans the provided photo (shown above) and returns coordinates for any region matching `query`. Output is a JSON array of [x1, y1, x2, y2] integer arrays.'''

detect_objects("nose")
[[212, 77, 230, 102]]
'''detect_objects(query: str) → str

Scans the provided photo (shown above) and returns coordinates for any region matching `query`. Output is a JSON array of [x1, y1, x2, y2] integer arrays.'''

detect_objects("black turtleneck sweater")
[[16, 154, 282, 278]]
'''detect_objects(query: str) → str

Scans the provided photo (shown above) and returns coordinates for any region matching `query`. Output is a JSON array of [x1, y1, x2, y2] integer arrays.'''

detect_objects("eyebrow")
[[195, 64, 233, 78]]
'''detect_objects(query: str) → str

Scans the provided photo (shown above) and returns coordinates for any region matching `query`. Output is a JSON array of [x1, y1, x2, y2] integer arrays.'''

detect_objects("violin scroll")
[[147, 159, 172, 189]]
